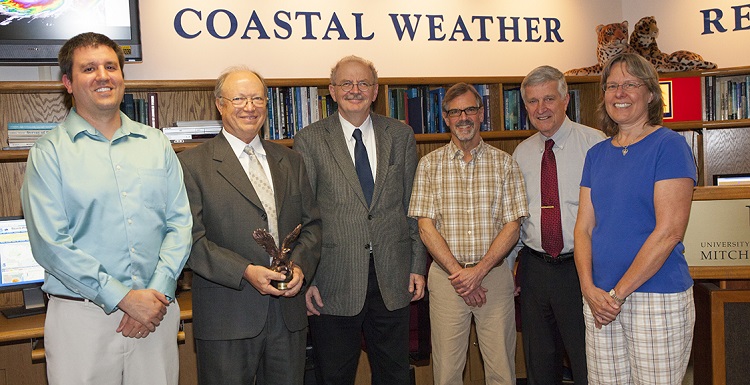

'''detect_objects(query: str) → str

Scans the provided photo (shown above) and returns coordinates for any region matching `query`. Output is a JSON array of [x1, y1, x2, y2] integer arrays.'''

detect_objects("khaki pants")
[[45, 295, 180, 385], [428, 262, 516, 385]]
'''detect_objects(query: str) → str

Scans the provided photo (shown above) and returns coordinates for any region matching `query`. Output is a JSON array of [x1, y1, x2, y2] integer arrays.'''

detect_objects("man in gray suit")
[[294, 55, 426, 385], [179, 67, 321, 385]]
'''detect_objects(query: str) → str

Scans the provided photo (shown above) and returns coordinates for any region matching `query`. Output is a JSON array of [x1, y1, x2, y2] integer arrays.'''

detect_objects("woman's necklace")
[[616, 126, 650, 156]]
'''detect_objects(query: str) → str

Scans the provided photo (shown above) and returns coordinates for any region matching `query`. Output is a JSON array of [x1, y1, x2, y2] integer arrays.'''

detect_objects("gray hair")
[[520, 65, 568, 102]]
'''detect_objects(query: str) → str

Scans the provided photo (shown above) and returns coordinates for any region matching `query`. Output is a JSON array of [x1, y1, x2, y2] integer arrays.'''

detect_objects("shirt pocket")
[[138, 168, 168, 211]]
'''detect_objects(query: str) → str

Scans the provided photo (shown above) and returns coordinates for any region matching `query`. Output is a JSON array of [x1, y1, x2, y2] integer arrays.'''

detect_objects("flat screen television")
[[713, 173, 750, 186], [0, 0, 142, 64], [0, 216, 46, 318]]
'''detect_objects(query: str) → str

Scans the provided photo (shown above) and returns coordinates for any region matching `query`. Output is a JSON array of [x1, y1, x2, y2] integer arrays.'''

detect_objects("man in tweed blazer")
[[294, 55, 426, 385]]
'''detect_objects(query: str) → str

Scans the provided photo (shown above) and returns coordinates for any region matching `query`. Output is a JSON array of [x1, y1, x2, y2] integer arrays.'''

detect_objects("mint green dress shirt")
[[21, 109, 192, 314]]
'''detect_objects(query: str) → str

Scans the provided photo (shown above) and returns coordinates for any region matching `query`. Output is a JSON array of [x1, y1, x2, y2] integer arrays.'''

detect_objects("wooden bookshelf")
[[1, 70, 750, 385], [2, 68, 750, 208]]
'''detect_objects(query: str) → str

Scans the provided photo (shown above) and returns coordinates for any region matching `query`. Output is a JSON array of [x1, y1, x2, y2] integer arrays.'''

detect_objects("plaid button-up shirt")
[[409, 139, 528, 264]]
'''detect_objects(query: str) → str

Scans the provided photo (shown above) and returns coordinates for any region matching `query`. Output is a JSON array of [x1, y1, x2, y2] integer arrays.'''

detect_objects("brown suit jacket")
[[179, 132, 321, 340]]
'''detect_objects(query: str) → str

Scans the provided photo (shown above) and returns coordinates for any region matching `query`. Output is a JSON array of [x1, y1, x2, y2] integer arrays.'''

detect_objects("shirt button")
[[122, 192, 127, 197], [116, 165, 121, 171], [130, 247, 135, 253], [132, 276, 138, 281], [468, 230, 472, 235], [127, 218, 133, 225]]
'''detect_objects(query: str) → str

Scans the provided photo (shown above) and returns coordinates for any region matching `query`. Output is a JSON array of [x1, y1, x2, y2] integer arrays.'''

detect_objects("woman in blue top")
[[574, 53, 696, 384]]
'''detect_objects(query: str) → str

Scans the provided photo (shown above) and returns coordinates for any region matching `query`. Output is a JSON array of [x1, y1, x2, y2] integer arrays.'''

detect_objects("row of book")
[[503, 88, 528, 131], [121, 93, 159, 128], [503, 88, 581, 131], [162, 87, 340, 143], [5, 122, 59, 149], [387, 84, 494, 134], [163, 120, 222, 143], [704, 75, 750, 121], [266, 86, 336, 140]]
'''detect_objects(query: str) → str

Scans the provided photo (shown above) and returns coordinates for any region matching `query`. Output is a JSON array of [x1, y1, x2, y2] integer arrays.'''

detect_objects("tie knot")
[[545, 139, 555, 151], [352, 128, 363, 142], [244, 145, 255, 157]]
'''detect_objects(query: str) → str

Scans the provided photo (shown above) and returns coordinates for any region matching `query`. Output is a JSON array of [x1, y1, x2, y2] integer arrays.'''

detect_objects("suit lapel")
[[372, 115, 392, 208], [212, 134, 265, 212], [324, 114, 369, 207], [263, 140, 287, 212]]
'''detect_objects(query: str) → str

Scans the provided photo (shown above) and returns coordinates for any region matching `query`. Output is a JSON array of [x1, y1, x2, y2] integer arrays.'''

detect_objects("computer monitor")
[[0, 0, 143, 64], [0, 216, 46, 318], [713, 173, 750, 186]]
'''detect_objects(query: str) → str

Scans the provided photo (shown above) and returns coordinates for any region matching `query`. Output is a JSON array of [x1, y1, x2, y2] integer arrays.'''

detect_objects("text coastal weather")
[[173, 9, 565, 42]]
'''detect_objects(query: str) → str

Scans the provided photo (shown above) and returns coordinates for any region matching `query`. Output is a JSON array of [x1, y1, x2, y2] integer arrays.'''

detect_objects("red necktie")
[[541, 139, 563, 257]]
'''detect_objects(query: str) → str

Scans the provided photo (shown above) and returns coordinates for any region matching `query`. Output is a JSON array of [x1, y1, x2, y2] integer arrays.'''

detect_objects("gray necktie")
[[244, 145, 278, 245]]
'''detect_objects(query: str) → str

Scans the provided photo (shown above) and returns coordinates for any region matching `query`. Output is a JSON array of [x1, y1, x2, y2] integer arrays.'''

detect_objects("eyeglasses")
[[220, 96, 267, 108], [334, 81, 373, 92], [602, 82, 645, 93], [444, 106, 482, 118]]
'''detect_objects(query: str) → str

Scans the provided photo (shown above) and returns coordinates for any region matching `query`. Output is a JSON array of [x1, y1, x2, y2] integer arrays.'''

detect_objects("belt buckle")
[[462, 261, 478, 268]]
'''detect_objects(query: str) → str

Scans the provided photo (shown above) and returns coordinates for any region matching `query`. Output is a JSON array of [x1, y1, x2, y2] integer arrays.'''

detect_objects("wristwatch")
[[609, 289, 626, 305]]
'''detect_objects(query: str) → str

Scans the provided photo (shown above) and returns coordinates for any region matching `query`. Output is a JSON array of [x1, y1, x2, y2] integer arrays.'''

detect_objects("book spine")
[[7, 122, 58, 130], [148, 92, 159, 128]]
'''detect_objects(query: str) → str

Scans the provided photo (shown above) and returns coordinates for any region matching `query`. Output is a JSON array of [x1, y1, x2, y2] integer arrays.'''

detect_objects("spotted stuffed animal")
[[565, 21, 635, 76], [629, 16, 717, 72]]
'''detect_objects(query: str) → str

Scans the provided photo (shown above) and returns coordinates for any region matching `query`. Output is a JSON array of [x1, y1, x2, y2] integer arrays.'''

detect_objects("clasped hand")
[[583, 286, 621, 329], [116, 289, 169, 338], [244, 264, 305, 297], [449, 267, 488, 307]]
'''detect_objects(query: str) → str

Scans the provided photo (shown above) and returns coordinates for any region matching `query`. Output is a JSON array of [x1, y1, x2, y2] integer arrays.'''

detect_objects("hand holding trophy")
[[252, 224, 302, 290]]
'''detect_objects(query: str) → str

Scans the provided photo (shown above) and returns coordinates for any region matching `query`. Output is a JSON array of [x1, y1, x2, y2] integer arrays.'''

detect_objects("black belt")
[[49, 294, 87, 302], [524, 247, 574, 264]]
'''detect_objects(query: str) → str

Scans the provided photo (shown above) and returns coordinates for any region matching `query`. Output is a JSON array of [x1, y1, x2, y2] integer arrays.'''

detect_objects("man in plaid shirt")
[[408, 83, 528, 385]]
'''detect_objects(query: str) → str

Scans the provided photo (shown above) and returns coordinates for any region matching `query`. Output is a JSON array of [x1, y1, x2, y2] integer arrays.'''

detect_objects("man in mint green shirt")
[[21, 32, 192, 385]]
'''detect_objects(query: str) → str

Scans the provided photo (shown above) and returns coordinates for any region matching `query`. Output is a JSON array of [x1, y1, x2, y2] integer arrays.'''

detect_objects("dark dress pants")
[[519, 247, 588, 385], [309, 256, 411, 385], [195, 298, 306, 385]]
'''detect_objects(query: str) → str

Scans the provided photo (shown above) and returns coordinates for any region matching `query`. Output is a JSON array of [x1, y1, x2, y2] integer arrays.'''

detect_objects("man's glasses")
[[444, 106, 482, 118], [334, 81, 373, 92], [220, 96, 267, 108]]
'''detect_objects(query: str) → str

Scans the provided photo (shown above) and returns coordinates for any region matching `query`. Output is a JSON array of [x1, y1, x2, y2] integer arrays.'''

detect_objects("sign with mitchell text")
[[683, 199, 750, 266]]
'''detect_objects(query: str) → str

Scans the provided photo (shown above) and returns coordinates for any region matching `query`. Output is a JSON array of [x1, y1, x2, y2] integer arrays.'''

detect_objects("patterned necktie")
[[244, 145, 278, 244], [352, 128, 374, 206], [540, 139, 563, 257]]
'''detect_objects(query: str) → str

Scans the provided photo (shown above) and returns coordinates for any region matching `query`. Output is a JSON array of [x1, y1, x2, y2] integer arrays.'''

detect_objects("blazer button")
[[364, 243, 370, 249], [261, 213, 267, 220], [367, 214, 373, 220]]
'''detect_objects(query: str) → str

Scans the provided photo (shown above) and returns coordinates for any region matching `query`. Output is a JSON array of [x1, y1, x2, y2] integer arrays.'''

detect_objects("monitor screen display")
[[0, 0, 142, 64], [0, 217, 44, 291], [713, 173, 750, 186]]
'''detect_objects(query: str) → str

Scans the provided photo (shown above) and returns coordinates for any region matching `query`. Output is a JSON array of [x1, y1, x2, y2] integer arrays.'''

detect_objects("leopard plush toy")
[[565, 21, 635, 76], [630, 16, 717, 72]]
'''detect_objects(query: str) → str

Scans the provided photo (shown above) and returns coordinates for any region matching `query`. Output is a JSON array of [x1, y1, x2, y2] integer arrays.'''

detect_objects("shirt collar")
[[536, 116, 573, 152], [223, 128, 265, 159], [338, 113, 373, 139], [447, 137, 486, 161], [64, 109, 147, 142]]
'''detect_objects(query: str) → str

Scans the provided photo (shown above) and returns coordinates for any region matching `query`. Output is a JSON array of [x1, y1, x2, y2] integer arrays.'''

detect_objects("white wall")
[[1, 0, 746, 81]]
